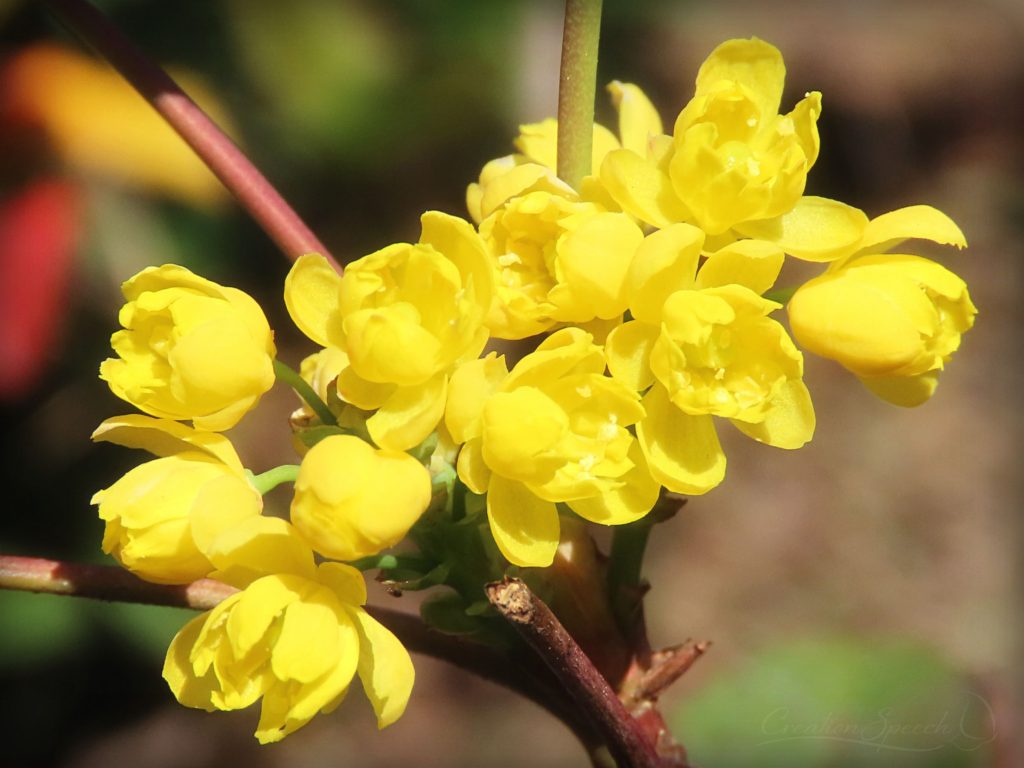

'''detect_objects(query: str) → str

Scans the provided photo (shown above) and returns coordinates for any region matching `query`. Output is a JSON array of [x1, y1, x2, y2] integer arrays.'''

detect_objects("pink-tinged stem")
[[0, 554, 236, 610], [40, 0, 339, 271]]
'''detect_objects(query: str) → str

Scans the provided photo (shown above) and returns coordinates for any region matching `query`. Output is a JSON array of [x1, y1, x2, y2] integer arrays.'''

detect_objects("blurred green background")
[[0, 1, 1020, 766]]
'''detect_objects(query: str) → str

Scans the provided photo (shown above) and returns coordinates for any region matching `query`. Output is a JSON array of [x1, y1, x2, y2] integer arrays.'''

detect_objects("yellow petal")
[[860, 371, 939, 407], [445, 353, 508, 444], [284, 253, 344, 348], [637, 386, 725, 495], [270, 599, 347, 683], [350, 606, 415, 728], [419, 210, 495, 312], [605, 320, 658, 392], [456, 438, 491, 495], [599, 148, 689, 228], [735, 196, 868, 262], [480, 162, 576, 220], [730, 379, 815, 449], [91, 414, 244, 473], [486, 475, 559, 567], [628, 223, 705, 323], [568, 442, 659, 525], [317, 561, 368, 606], [696, 239, 785, 295], [205, 516, 317, 589], [163, 613, 218, 710], [855, 204, 967, 256], [368, 374, 448, 452], [223, 575, 299, 659], [337, 367, 394, 410], [553, 212, 642, 320], [608, 81, 664, 156], [692, 37, 785, 118]]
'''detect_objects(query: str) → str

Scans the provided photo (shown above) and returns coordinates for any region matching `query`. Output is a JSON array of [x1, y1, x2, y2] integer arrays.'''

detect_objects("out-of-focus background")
[[0, 1, 1020, 766]]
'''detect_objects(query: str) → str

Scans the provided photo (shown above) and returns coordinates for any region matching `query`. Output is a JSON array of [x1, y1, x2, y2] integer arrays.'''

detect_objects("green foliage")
[[672, 637, 995, 768]]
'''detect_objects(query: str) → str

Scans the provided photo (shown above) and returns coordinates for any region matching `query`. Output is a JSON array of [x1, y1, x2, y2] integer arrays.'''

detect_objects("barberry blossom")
[[447, 327, 658, 567], [599, 38, 841, 252], [100, 265, 276, 431], [477, 171, 644, 339], [606, 224, 813, 494], [164, 560, 414, 743], [290, 434, 433, 561], [91, 415, 262, 583], [284, 211, 493, 450]]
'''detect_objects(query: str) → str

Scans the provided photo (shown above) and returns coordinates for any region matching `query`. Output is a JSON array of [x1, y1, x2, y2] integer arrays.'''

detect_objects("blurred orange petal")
[[0, 44, 230, 206]]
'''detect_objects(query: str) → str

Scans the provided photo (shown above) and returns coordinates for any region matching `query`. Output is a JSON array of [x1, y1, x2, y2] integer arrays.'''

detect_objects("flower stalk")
[[273, 358, 338, 426], [557, 0, 603, 189]]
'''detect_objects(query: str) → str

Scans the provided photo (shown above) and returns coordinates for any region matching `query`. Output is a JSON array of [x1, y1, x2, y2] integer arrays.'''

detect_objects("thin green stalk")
[[607, 494, 683, 638], [557, 0, 603, 189], [273, 358, 337, 426], [251, 464, 300, 495]]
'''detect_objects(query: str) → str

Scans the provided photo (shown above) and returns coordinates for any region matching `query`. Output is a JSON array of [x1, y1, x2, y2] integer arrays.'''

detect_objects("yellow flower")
[[100, 265, 276, 431], [478, 175, 644, 339], [164, 561, 414, 743], [285, 211, 493, 450], [91, 415, 262, 584], [601, 38, 821, 238], [447, 328, 658, 568], [606, 224, 814, 495], [290, 435, 432, 561]]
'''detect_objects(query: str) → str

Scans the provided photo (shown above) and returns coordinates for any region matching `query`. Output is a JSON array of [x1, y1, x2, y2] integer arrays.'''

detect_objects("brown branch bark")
[[38, 0, 339, 270], [486, 576, 663, 768]]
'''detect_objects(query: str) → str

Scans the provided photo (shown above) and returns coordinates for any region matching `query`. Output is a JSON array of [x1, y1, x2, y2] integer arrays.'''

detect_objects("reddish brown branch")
[[39, 0, 339, 270], [0, 555, 598, 750], [486, 576, 663, 768]]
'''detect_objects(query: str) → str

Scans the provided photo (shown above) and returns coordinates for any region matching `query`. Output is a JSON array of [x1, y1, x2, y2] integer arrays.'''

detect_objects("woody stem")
[[39, 0, 340, 270]]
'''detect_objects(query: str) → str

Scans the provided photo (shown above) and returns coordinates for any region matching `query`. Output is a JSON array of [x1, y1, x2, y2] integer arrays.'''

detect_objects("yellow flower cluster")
[[281, 38, 974, 568], [94, 267, 423, 741], [93, 35, 976, 742]]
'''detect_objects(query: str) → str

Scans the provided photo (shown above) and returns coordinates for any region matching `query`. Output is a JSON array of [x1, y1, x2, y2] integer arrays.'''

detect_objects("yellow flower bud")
[[100, 265, 276, 431], [290, 435, 432, 561], [788, 254, 976, 406], [164, 562, 414, 743], [91, 416, 262, 584]]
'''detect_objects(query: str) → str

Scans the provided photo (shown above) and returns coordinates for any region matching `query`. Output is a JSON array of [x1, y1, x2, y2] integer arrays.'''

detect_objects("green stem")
[[273, 358, 337, 426], [251, 464, 300, 495], [607, 519, 653, 601], [557, 0, 603, 189], [606, 494, 683, 638]]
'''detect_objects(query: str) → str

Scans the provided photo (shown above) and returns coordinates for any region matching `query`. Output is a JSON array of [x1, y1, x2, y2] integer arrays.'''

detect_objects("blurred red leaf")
[[0, 178, 81, 399]]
